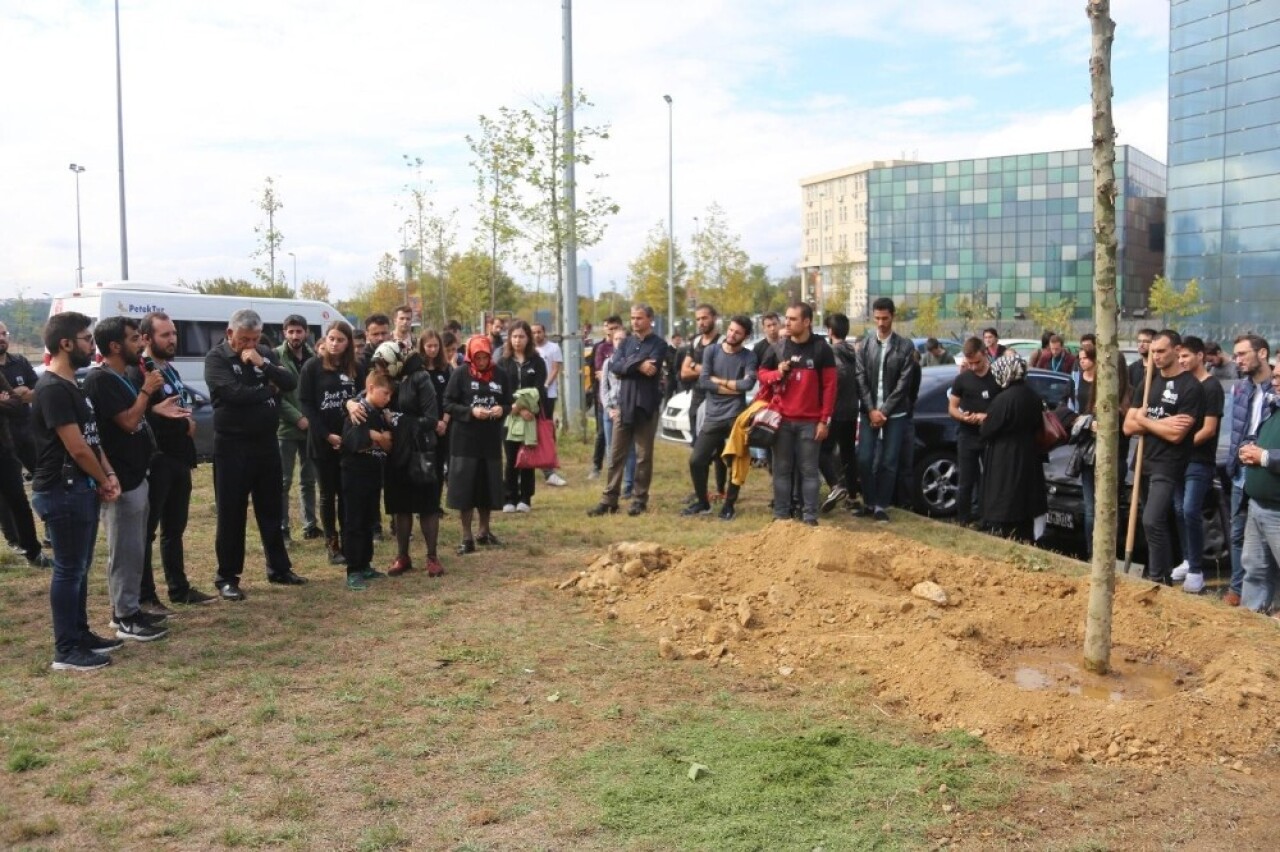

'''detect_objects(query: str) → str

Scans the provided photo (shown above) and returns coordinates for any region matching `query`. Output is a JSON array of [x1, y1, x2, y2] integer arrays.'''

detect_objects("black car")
[[73, 366, 215, 462], [908, 365, 1073, 517]]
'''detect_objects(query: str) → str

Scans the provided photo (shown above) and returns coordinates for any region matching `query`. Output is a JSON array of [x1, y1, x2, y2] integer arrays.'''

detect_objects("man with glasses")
[[1225, 334, 1275, 606], [1236, 352, 1280, 615]]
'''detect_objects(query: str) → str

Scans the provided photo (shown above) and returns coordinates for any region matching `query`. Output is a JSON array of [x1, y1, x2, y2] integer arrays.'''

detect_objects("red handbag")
[[515, 417, 559, 470], [1036, 408, 1069, 453]]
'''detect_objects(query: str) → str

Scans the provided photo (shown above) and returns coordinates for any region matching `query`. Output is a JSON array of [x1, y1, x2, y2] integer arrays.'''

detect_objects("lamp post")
[[68, 164, 85, 285], [114, 0, 129, 280], [663, 93, 674, 337], [287, 251, 297, 296]]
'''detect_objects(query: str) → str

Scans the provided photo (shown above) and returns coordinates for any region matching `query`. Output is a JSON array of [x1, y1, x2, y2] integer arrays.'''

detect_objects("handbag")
[[515, 417, 559, 470], [746, 407, 783, 450], [408, 427, 438, 486], [1036, 407, 1069, 453]]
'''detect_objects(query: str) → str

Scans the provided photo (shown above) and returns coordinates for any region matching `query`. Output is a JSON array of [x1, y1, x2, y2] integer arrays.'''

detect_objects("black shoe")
[[586, 503, 618, 517], [116, 618, 168, 642], [821, 485, 848, 515], [873, 509, 891, 524], [25, 552, 53, 569], [803, 518, 819, 527], [627, 502, 648, 517], [110, 610, 168, 629], [281, 529, 294, 542], [170, 588, 216, 606], [267, 571, 308, 586], [680, 502, 712, 517], [139, 598, 176, 618], [718, 504, 737, 522], [851, 505, 875, 518], [302, 526, 323, 540], [456, 539, 476, 555], [476, 532, 502, 546], [51, 648, 111, 671], [217, 583, 246, 602], [81, 631, 124, 654]]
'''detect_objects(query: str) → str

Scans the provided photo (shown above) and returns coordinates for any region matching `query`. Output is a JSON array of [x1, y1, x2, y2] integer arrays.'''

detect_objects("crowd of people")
[[22, 302, 1280, 671]]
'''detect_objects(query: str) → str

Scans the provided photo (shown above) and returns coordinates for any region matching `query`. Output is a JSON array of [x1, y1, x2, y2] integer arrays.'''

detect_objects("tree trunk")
[[1083, 0, 1119, 674]]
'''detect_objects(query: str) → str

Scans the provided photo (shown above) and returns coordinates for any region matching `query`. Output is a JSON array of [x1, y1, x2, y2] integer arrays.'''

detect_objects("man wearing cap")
[[275, 315, 319, 543], [205, 309, 306, 600]]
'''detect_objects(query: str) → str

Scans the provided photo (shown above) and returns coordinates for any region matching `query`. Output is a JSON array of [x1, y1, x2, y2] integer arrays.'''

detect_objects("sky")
[[0, 0, 1172, 306]]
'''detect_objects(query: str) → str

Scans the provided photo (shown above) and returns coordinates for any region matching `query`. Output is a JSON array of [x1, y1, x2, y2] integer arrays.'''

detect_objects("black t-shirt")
[[442, 367, 511, 459], [0, 354, 38, 423], [83, 368, 154, 491], [31, 371, 101, 492], [1191, 376, 1225, 466], [127, 362, 197, 468], [1130, 370, 1205, 474], [950, 369, 1001, 436], [298, 358, 364, 458]]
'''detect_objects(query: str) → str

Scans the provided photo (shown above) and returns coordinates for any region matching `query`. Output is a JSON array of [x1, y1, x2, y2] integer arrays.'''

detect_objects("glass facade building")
[[866, 147, 1166, 319], [1167, 0, 1280, 332]]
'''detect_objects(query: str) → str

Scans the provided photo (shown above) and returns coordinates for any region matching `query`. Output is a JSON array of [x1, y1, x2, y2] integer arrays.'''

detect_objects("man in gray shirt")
[[681, 315, 757, 519]]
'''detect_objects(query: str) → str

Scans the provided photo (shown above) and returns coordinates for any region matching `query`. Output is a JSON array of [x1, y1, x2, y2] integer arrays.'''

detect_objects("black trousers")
[[313, 450, 343, 539], [955, 432, 985, 524], [593, 399, 607, 470], [341, 456, 382, 574], [213, 436, 291, 586], [140, 453, 193, 601], [819, 418, 858, 493], [1141, 472, 1180, 584], [0, 446, 39, 557], [689, 419, 733, 503], [504, 440, 536, 505]]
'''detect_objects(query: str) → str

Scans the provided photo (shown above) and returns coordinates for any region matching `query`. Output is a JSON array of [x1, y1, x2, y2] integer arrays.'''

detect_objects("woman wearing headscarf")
[[497, 320, 547, 513], [442, 335, 511, 555], [979, 353, 1047, 542]]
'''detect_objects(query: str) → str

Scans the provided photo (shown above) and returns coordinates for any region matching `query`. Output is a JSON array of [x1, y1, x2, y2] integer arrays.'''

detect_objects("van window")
[[174, 321, 320, 357]]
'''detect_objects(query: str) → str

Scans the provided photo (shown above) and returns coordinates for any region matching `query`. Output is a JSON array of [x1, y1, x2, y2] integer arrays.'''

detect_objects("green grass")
[[569, 707, 1007, 851]]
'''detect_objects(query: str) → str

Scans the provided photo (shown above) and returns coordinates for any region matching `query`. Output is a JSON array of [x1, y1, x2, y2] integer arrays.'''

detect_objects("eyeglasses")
[[75, 333, 94, 343]]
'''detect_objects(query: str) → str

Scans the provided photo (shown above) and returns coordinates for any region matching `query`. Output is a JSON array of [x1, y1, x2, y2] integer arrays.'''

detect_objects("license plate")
[[1047, 510, 1075, 529]]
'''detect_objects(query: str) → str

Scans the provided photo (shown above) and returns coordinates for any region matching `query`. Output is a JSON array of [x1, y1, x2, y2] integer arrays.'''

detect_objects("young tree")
[[1084, 0, 1121, 675], [251, 177, 285, 289], [446, 250, 521, 328], [299, 280, 331, 303], [627, 222, 686, 328], [912, 294, 943, 339], [953, 295, 995, 338], [189, 277, 290, 298], [467, 110, 530, 314], [1148, 275, 1203, 328], [691, 202, 751, 314], [1026, 298, 1077, 339], [399, 155, 461, 328]]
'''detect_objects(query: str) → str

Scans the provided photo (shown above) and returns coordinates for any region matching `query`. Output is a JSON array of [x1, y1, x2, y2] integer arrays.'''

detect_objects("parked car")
[[911, 337, 964, 364], [660, 390, 696, 444], [72, 365, 215, 462], [908, 365, 1073, 517]]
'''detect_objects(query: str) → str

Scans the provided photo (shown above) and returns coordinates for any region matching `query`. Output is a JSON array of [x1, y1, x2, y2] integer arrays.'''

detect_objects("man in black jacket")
[[204, 309, 305, 600], [853, 298, 918, 523], [820, 313, 859, 513]]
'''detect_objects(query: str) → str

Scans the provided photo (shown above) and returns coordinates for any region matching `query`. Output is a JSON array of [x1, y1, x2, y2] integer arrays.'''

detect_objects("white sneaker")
[[546, 473, 567, 487], [502, 503, 517, 513], [1171, 561, 1190, 582], [1181, 572, 1205, 594], [516, 502, 531, 513]]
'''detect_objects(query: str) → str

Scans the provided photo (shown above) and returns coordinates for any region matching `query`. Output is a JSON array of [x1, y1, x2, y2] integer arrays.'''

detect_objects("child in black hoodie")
[[341, 372, 394, 590]]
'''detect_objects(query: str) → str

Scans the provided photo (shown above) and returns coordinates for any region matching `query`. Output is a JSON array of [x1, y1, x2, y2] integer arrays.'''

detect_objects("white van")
[[48, 281, 347, 384]]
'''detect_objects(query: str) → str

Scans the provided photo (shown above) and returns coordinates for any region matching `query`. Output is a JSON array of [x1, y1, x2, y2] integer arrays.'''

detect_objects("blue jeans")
[[857, 414, 908, 512], [1229, 482, 1276, 594], [1241, 501, 1280, 612], [1174, 460, 1214, 573], [773, 420, 820, 522], [33, 484, 101, 656], [601, 411, 636, 492]]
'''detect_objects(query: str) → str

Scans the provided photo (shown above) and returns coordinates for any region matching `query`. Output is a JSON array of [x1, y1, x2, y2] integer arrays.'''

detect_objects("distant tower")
[[577, 259, 594, 300]]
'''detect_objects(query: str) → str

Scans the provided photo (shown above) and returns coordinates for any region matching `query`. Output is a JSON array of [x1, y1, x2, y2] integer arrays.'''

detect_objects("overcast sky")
[[1, 0, 1171, 303]]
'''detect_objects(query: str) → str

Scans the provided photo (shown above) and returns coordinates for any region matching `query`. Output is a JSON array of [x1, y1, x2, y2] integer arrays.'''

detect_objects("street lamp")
[[287, 251, 297, 296], [664, 93, 674, 337], [68, 164, 85, 285]]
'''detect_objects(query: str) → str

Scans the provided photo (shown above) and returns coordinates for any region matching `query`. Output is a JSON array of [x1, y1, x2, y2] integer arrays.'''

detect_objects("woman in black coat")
[[443, 335, 511, 555], [980, 353, 1047, 542], [496, 320, 547, 513]]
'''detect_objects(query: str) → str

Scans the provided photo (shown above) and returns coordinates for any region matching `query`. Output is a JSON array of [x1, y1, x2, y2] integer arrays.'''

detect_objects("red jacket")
[[757, 336, 837, 423]]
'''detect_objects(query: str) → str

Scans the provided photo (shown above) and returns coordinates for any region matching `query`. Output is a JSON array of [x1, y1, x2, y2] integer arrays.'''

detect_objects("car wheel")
[[914, 451, 958, 517]]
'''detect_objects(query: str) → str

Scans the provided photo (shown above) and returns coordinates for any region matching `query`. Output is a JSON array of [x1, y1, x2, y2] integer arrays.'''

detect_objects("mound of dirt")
[[561, 524, 1280, 768]]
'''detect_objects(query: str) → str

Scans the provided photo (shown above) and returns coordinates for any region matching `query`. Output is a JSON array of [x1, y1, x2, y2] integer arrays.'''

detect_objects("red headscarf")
[[464, 334, 494, 382]]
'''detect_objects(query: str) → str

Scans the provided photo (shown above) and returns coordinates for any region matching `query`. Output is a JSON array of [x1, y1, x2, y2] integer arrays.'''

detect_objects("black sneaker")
[[851, 505, 875, 518], [82, 631, 124, 654], [109, 610, 168, 630], [25, 552, 53, 569], [302, 526, 323, 541], [170, 588, 216, 606], [115, 618, 169, 642], [217, 583, 246, 602], [718, 505, 737, 522], [140, 598, 175, 618], [586, 503, 618, 517], [680, 502, 712, 517], [803, 518, 819, 527], [627, 502, 648, 517], [873, 509, 891, 524], [820, 485, 848, 514], [52, 648, 111, 671], [267, 571, 308, 586]]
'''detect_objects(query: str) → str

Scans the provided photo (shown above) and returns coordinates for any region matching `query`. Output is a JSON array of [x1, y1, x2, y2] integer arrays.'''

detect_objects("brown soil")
[[563, 523, 1280, 770]]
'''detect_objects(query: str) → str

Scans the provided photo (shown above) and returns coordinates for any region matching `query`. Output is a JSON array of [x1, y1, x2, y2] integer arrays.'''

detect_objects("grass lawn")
[[0, 428, 1121, 850]]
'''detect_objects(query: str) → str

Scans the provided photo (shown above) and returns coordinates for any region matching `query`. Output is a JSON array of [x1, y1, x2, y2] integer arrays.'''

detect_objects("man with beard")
[[33, 312, 122, 670], [682, 315, 756, 518], [275, 315, 319, 543], [681, 304, 725, 500], [358, 313, 391, 370], [131, 312, 215, 607], [205, 309, 305, 600], [1123, 330, 1205, 586], [1225, 334, 1276, 605], [949, 338, 1000, 528], [83, 317, 174, 640]]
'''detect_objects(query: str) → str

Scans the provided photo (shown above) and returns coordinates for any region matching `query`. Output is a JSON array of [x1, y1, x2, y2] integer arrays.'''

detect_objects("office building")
[[577, 259, 594, 300], [1166, 0, 1280, 330]]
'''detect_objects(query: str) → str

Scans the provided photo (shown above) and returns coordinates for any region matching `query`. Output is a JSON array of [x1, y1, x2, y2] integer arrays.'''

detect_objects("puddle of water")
[[1007, 647, 1189, 702]]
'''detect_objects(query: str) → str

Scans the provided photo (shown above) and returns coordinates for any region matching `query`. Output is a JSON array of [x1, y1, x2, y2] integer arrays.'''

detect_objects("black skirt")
[[383, 461, 442, 516], [446, 456, 503, 511]]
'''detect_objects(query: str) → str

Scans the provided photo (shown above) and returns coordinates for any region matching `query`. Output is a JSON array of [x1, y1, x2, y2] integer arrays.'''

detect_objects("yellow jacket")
[[722, 399, 768, 488]]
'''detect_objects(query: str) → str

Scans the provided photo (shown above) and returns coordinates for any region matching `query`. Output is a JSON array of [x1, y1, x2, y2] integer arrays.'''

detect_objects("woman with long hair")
[[979, 353, 1048, 542], [418, 329, 453, 485], [299, 320, 363, 565], [443, 336, 511, 554], [497, 320, 547, 512]]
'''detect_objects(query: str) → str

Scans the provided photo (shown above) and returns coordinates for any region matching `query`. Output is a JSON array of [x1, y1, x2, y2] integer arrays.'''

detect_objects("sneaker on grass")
[[1171, 561, 1190, 582], [1181, 572, 1206, 594], [82, 631, 124, 654], [115, 619, 169, 642], [346, 574, 368, 591], [52, 648, 111, 671], [546, 472, 567, 487], [821, 485, 848, 514]]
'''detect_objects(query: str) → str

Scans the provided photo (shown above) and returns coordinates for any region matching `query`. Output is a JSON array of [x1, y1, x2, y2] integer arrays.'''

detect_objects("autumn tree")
[[1026, 298, 1077, 339], [690, 203, 752, 315], [1147, 275, 1203, 328], [1084, 0, 1122, 675], [187, 277, 290, 298], [467, 109, 530, 314], [251, 177, 285, 289], [627, 222, 686, 329], [445, 249, 521, 329], [912, 294, 943, 339], [953, 295, 995, 338], [299, 280, 331, 303]]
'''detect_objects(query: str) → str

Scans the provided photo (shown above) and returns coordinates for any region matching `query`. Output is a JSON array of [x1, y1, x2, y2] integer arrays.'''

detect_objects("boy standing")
[[341, 372, 394, 590]]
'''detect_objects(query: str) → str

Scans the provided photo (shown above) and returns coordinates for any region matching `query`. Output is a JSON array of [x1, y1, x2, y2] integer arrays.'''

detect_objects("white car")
[[660, 390, 695, 444]]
